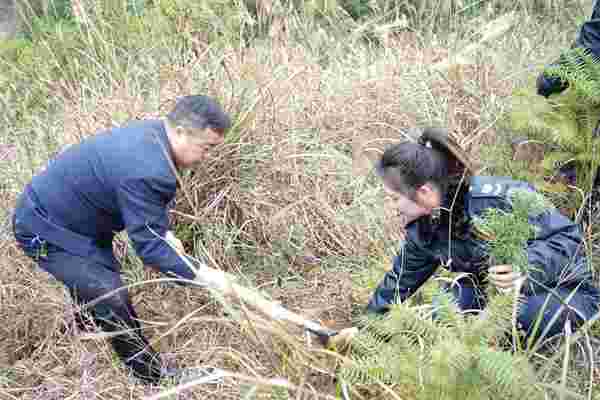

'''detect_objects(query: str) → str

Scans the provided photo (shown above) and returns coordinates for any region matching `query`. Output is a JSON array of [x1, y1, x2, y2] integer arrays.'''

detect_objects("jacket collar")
[[153, 120, 182, 188]]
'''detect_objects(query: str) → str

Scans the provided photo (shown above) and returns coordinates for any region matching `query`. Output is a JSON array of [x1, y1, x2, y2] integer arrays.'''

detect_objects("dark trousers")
[[12, 214, 163, 384], [436, 277, 599, 346]]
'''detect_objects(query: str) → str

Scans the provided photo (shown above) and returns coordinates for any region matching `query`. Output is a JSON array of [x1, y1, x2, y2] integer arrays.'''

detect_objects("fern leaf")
[[430, 287, 463, 330], [475, 292, 516, 343], [354, 304, 439, 345], [477, 347, 543, 399], [545, 47, 600, 105], [541, 151, 576, 173], [347, 329, 391, 358], [385, 304, 439, 344], [337, 352, 398, 386], [425, 338, 474, 383]]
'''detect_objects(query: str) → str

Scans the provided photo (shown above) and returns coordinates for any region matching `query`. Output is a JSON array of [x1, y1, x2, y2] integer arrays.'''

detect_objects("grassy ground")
[[1, 1, 600, 399]]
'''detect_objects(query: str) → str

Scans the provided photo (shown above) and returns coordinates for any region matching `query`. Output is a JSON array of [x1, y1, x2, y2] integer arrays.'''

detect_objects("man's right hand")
[[327, 327, 359, 352]]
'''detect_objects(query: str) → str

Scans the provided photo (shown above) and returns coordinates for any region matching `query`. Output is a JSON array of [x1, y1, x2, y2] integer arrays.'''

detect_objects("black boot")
[[92, 303, 164, 384]]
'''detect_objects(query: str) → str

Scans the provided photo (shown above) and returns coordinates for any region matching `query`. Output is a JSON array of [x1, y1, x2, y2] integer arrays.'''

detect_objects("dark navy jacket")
[[367, 176, 600, 313], [576, 0, 600, 58], [16, 119, 195, 280]]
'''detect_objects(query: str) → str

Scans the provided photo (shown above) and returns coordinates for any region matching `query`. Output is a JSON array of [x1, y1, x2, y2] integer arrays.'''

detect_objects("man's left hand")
[[488, 264, 526, 291]]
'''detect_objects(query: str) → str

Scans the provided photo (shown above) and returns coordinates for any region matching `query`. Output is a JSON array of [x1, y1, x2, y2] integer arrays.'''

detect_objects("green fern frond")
[[507, 89, 559, 138], [508, 188, 553, 217], [354, 304, 439, 345], [424, 338, 474, 385], [545, 47, 600, 105], [385, 304, 440, 344], [352, 311, 397, 342], [485, 289, 528, 349], [574, 142, 600, 163], [478, 347, 520, 391], [478, 291, 518, 343], [477, 347, 543, 399], [430, 286, 462, 329], [347, 329, 392, 358], [473, 189, 552, 276], [503, 50, 600, 195], [541, 151, 575, 173], [337, 352, 398, 385], [341, 294, 539, 398]]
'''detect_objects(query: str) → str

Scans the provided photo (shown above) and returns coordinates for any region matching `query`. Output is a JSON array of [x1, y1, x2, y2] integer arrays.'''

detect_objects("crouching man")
[[11, 95, 231, 384]]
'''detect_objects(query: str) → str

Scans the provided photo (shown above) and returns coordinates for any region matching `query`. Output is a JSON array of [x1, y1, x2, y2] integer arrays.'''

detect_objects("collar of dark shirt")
[[153, 120, 183, 188]]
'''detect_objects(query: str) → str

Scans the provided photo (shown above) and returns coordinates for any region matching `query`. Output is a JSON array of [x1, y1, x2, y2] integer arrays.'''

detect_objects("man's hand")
[[165, 230, 185, 253], [488, 265, 526, 292], [326, 327, 359, 352]]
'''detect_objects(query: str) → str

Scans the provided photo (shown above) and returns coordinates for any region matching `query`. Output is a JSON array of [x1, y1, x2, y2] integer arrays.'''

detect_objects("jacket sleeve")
[[524, 210, 589, 294], [367, 232, 437, 314], [117, 176, 196, 281], [574, 0, 600, 57]]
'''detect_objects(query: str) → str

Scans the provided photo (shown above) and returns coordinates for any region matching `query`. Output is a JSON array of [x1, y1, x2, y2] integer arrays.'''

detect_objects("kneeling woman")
[[368, 128, 600, 345]]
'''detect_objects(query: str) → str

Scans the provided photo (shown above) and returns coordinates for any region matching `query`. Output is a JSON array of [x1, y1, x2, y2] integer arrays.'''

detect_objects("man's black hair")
[[167, 95, 231, 134]]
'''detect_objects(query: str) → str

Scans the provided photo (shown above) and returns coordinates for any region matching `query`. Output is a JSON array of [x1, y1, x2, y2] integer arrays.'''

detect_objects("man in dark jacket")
[[11, 95, 231, 384], [366, 129, 600, 347]]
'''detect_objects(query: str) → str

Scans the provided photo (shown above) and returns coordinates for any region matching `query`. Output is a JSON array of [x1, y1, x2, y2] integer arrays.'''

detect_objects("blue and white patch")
[[469, 176, 535, 199]]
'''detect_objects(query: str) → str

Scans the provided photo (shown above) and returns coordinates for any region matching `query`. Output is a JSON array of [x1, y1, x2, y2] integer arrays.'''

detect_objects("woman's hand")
[[488, 264, 526, 291]]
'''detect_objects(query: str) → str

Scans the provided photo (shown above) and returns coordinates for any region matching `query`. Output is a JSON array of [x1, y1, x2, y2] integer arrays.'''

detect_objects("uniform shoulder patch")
[[469, 176, 534, 198]]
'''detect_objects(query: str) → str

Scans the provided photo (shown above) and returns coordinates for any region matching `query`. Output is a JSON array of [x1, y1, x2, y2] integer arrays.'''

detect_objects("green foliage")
[[472, 188, 551, 275], [157, 0, 248, 45], [545, 47, 600, 106], [339, 0, 371, 19], [344, 189, 552, 395], [2, 0, 243, 127], [504, 46, 600, 197], [270, 385, 290, 399], [339, 294, 542, 399]]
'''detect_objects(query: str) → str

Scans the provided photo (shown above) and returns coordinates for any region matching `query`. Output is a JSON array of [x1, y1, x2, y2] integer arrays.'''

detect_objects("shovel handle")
[[164, 234, 342, 346]]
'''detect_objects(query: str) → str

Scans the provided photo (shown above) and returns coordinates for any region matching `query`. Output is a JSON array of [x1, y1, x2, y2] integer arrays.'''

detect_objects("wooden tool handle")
[[167, 235, 339, 344]]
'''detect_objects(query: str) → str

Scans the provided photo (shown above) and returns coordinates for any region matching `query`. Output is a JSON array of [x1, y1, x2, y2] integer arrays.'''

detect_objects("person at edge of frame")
[[536, 0, 600, 187]]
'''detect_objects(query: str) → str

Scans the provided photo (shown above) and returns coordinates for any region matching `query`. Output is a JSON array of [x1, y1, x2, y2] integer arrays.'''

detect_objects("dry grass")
[[0, 39, 512, 397], [1, 3, 599, 399]]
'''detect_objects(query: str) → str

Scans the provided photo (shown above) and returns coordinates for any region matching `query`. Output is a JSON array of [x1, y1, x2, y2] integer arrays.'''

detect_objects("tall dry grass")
[[1, 1, 599, 399]]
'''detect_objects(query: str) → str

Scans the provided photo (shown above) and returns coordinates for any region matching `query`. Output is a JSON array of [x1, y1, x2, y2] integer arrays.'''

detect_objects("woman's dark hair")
[[167, 95, 231, 134], [377, 133, 472, 239], [377, 139, 450, 198]]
